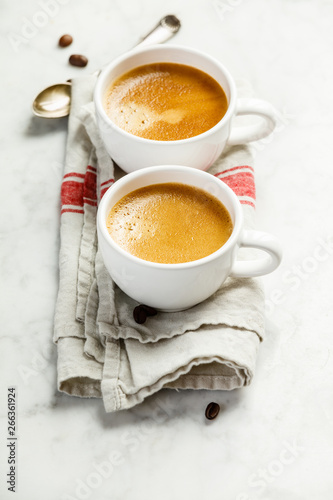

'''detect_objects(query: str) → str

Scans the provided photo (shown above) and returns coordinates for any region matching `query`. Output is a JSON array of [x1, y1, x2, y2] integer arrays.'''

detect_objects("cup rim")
[[93, 44, 237, 146], [97, 165, 243, 269]]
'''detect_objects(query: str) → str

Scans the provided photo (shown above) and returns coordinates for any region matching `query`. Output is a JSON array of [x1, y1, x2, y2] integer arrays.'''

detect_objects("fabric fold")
[[53, 76, 266, 412]]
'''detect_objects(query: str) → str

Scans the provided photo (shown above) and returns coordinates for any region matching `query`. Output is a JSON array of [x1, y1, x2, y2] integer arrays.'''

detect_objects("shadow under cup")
[[97, 165, 243, 312], [94, 45, 237, 174]]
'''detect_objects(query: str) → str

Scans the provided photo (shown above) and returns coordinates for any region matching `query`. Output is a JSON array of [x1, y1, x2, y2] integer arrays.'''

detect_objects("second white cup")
[[97, 165, 282, 311]]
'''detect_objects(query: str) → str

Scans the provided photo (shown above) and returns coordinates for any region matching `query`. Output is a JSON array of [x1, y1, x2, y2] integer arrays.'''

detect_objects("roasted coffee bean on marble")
[[58, 34, 73, 47], [205, 402, 220, 420], [133, 305, 147, 324], [140, 304, 157, 317], [69, 54, 88, 67]]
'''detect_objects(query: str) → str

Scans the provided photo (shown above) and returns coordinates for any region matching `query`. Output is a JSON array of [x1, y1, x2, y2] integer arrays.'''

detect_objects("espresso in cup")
[[106, 182, 233, 264], [103, 62, 228, 141], [95, 45, 278, 173]]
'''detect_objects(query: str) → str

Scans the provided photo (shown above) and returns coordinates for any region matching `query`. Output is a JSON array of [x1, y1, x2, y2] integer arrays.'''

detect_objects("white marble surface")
[[1, 0, 333, 498]]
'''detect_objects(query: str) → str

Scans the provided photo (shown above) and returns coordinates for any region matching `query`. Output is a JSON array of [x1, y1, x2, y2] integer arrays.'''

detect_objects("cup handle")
[[227, 98, 278, 145], [230, 230, 282, 278]]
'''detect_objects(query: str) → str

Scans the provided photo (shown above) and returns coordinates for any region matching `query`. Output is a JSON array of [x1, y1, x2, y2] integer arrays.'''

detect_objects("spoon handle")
[[135, 15, 181, 48], [91, 15, 181, 76]]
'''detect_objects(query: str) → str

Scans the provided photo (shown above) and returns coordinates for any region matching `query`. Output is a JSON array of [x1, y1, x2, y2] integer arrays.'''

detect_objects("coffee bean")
[[205, 402, 220, 420], [133, 305, 147, 324], [69, 54, 88, 67], [59, 34, 73, 47], [140, 304, 157, 317]]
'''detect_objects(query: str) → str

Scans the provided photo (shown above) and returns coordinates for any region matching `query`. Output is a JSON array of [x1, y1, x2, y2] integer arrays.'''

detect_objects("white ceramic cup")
[[94, 44, 278, 174], [97, 165, 282, 311]]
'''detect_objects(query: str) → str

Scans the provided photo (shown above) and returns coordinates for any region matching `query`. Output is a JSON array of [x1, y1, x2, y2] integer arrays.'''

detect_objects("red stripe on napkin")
[[214, 166, 256, 208], [219, 165, 254, 176], [61, 208, 85, 215], [100, 179, 114, 199], [61, 168, 114, 214], [83, 166, 97, 207], [61, 170, 86, 215], [63, 172, 85, 180], [61, 180, 84, 209]]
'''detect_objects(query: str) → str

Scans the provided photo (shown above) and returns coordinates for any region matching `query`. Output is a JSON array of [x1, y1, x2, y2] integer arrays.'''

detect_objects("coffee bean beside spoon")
[[32, 15, 181, 119]]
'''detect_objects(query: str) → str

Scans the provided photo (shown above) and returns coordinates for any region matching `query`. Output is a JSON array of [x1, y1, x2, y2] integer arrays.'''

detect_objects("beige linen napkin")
[[53, 76, 265, 412]]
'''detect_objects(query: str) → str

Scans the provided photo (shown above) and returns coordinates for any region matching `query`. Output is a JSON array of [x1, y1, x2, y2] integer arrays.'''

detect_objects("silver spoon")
[[32, 15, 181, 119]]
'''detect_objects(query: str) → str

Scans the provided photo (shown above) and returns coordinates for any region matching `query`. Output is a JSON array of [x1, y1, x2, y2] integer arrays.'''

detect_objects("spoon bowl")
[[32, 83, 71, 118]]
